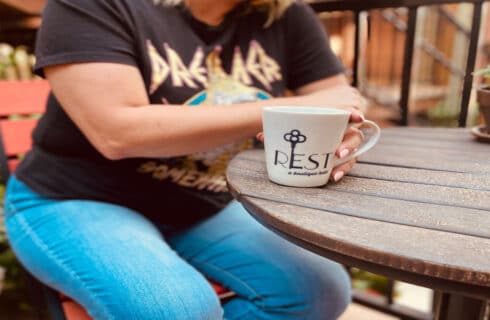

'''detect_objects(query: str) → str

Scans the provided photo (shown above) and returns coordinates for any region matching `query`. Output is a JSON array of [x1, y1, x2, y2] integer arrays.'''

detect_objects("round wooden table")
[[226, 127, 490, 320]]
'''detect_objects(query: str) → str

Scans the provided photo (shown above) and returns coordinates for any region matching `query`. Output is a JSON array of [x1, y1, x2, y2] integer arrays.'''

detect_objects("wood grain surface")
[[227, 127, 490, 299]]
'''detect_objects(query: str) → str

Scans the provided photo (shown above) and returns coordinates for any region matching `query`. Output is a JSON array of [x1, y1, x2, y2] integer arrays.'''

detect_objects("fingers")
[[340, 87, 366, 122], [349, 110, 364, 123], [256, 132, 264, 142], [348, 88, 367, 121], [354, 97, 368, 114], [336, 127, 364, 158], [340, 87, 367, 115], [330, 159, 356, 182], [350, 87, 368, 114], [332, 127, 364, 182]]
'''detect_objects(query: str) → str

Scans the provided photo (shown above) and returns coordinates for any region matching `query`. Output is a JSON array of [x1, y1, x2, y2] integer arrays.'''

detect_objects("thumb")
[[349, 111, 364, 123]]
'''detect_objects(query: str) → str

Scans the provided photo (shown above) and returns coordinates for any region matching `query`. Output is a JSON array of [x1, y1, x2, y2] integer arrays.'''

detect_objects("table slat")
[[349, 163, 490, 191], [330, 176, 490, 210], [377, 135, 489, 153], [359, 152, 490, 173], [381, 127, 479, 141], [368, 144, 490, 162]]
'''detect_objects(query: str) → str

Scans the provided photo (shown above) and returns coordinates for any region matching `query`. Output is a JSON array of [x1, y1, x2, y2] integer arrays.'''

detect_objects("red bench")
[[0, 80, 233, 319]]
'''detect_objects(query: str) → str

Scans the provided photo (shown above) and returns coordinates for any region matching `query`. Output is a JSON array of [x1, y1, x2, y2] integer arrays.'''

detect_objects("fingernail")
[[333, 171, 344, 182], [339, 148, 350, 159]]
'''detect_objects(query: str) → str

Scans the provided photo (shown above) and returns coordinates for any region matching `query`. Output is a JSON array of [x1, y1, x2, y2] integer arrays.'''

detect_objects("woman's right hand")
[[295, 85, 368, 114]]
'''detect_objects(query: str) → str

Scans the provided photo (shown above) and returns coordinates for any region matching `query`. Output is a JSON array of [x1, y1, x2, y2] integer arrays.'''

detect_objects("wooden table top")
[[227, 127, 490, 299]]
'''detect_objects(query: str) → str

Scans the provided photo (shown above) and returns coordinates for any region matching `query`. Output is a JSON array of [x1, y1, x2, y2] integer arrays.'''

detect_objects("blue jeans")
[[4, 176, 351, 320]]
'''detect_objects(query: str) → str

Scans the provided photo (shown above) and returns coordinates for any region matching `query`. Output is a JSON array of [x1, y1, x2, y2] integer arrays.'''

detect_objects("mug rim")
[[263, 106, 351, 115]]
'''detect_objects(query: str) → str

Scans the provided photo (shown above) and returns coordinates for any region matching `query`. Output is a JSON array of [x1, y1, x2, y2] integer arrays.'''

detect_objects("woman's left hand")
[[256, 110, 365, 182]]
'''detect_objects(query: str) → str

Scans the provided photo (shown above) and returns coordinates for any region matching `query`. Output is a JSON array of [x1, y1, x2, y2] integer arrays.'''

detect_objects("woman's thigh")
[[4, 177, 222, 320], [168, 201, 352, 320]]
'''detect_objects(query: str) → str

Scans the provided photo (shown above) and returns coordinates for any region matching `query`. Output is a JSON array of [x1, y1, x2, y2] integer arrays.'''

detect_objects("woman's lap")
[[4, 176, 350, 320]]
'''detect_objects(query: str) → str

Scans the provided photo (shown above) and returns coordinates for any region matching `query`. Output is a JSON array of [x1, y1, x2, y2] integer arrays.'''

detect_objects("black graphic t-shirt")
[[16, 0, 344, 226]]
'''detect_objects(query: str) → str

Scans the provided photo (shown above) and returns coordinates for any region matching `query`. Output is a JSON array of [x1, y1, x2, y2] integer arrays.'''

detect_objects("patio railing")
[[309, 0, 485, 127]]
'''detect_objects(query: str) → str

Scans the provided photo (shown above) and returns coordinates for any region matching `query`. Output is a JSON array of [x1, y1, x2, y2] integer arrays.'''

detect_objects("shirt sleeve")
[[34, 0, 137, 77], [283, 1, 345, 90]]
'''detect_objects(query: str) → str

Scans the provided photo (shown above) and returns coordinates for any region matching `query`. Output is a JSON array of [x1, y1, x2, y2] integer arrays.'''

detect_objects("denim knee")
[[255, 260, 351, 320], [306, 262, 352, 319]]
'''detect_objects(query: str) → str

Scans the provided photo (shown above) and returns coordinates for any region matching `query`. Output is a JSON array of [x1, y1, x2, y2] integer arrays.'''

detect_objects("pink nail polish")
[[334, 171, 344, 182], [339, 149, 350, 159]]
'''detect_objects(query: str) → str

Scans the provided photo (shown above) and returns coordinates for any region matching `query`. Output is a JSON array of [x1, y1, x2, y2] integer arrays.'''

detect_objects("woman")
[[5, 0, 366, 319]]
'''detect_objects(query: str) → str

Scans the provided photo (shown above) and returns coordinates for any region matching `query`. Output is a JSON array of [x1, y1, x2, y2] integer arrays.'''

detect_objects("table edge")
[[227, 182, 490, 300]]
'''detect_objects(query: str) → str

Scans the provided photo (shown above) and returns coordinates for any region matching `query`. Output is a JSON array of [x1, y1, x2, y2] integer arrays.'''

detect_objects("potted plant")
[[473, 65, 490, 133]]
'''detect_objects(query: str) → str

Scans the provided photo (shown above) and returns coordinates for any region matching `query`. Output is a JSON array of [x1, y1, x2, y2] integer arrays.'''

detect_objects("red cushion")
[[209, 281, 229, 295], [0, 118, 37, 156], [0, 80, 49, 116], [62, 301, 91, 320], [58, 282, 233, 320]]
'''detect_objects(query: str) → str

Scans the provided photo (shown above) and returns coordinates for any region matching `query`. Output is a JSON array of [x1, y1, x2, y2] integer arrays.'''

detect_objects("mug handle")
[[332, 120, 381, 167]]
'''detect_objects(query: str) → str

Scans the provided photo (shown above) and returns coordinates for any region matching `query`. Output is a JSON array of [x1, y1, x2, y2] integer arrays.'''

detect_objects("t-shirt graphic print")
[[138, 41, 274, 197]]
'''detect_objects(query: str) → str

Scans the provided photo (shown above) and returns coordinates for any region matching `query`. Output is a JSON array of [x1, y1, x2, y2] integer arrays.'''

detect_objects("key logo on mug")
[[274, 129, 332, 175]]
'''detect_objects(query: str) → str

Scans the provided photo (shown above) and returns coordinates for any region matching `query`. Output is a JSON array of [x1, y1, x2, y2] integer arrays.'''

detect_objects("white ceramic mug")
[[262, 106, 381, 187]]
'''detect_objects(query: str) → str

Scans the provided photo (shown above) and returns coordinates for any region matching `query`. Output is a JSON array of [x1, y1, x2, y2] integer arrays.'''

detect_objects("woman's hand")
[[299, 85, 368, 114], [299, 85, 367, 181], [290, 77, 367, 181], [329, 117, 364, 182]]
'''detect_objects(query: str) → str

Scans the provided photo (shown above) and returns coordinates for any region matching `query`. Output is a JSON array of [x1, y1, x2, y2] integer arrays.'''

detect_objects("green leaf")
[[473, 65, 490, 78]]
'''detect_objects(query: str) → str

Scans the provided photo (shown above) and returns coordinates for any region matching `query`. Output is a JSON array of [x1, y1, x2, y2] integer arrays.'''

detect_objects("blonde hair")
[[154, 0, 296, 27]]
